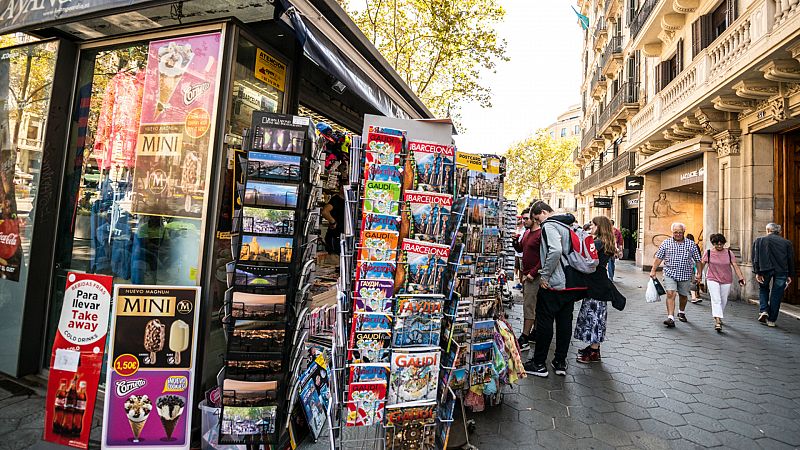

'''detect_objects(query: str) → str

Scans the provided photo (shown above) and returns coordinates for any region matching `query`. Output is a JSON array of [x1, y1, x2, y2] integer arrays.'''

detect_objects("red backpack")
[[546, 220, 600, 274]]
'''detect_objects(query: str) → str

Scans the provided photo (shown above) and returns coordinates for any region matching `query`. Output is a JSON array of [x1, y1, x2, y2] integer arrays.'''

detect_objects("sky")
[[453, 0, 584, 155]]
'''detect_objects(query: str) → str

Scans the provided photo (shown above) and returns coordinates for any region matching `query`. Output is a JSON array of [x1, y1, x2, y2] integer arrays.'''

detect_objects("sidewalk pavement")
[[4, 260, 800, 449]]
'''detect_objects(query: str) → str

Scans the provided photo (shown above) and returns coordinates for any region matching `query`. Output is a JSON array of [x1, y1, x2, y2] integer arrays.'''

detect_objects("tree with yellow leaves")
[[504, 130, 578, 208]]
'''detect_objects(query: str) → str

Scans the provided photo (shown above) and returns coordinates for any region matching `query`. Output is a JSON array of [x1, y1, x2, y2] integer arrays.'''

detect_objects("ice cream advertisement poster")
[[43, 273, 113, 449], [102, 285, 201, 449], [132, 32, 222, 219]]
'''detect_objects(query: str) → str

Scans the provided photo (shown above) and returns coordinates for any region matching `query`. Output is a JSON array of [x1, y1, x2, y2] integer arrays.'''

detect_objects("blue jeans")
[[758, 271, 788, 322], [607, 257, 616, 279]]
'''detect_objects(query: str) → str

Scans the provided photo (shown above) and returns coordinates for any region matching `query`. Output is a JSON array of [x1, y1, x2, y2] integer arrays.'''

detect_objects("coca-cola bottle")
[[62, 375, 78, 436], [52, 379, 67, 434], [72, 381, 87, 436]]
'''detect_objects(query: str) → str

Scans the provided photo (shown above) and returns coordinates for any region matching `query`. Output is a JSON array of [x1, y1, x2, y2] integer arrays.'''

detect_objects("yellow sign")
[[255, 48, 287, 92], [456, 152, 501, 174], [117, 295, 177, 317]]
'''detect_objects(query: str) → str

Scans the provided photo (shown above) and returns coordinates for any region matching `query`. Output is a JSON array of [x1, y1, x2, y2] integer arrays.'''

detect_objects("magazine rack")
[[219, 112, 318, 447]]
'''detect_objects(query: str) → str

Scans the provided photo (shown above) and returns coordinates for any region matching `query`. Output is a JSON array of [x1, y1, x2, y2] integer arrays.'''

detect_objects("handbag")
[[651, 277, 667, 296]]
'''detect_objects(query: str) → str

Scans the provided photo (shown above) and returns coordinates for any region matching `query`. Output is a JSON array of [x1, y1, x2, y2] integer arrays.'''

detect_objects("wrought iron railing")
[[597, 81, 640, 130], [580, 123, 598, 151], [590, 67, 606, 94], [602, 35, 623, 70], [630, 0, 658, 39], [595, 18, 607, 37], [574, 151, 636, 194]]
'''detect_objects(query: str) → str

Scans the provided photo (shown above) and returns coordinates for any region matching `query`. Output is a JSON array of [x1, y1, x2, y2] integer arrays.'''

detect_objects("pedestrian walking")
[[574, 216, 616, 363], [753, 223, 795, 327], [512, 208, 541, 351], [686, 233, 703, 303], [608, 219, 623, 280], [525, 201, 586, 378], [650, 222, 701, 327], [695, 233, 745, 332]]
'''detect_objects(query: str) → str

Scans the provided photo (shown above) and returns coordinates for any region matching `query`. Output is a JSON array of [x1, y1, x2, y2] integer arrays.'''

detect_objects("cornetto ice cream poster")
[[131, 32, 222, 219], [101, 285, 200, 449]]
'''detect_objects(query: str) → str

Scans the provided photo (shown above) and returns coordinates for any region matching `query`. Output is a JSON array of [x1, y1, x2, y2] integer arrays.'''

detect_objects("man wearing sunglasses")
[[649, 222, 701, 327]]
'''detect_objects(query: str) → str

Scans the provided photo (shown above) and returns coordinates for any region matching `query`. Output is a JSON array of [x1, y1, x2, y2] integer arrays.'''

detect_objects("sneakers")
[[524, 360, 548, 377], [758, 312, 768, 323], [577, 348, 601, 364], [518, 334, 530, 351], [690, 298, 702, 304], [663, 317, 675, 328], [767, 321, 776, 327], [677, 312, 688, 322], [551, 360, 567, 376]]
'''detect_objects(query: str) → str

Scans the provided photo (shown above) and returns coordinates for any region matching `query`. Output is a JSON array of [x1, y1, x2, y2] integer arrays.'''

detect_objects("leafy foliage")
[[503, 130, 578, 208], [340, 0, 508, 122]]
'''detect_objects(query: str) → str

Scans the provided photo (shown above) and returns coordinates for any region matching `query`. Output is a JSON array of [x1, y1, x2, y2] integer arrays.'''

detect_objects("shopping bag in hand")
[[646, 278, 662, 303], [652, 277, 667, 296]]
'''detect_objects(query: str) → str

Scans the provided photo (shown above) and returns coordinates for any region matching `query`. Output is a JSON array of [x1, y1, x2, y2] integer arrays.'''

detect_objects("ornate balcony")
[[602, 35, 624, 78], [594, 19, 608, 51], [630, 0, 658, 40], [597, 81, 640, 137], [574, 151, 637, 195], [590, 67, 607, 99]]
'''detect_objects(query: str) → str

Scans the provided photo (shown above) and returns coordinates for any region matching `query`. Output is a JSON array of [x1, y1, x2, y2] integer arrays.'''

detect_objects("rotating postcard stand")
[[220, 112, 317, 448]]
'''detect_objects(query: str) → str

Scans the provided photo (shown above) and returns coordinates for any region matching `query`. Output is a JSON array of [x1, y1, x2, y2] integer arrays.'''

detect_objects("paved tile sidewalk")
[[5, 260, 800, 449]]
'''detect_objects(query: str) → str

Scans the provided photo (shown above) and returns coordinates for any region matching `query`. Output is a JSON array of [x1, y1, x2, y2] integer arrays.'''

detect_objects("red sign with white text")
[[43, 272, 113, 449]]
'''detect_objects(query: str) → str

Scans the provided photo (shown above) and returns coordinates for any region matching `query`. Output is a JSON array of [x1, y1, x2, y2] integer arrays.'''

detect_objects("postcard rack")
[[219, 112, 319, 448]]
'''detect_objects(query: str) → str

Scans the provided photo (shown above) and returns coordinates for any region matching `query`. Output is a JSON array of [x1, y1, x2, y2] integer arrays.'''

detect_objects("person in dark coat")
[[753, 223, 795, 327], [574, 216, 617, 363]]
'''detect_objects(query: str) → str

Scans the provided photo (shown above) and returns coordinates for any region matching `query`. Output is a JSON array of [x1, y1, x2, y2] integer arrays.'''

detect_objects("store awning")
[[0, 0, 163, 35], [277, 0, 411, 119]]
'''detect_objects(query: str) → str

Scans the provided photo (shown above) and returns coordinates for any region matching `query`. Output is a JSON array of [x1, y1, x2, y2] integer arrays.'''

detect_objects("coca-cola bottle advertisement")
[[0, 148, 22, 282], [44, 272, 113, 449]]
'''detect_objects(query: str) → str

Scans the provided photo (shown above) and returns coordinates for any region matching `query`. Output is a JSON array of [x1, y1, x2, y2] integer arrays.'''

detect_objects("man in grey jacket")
[[753, 223, 795, 326], [525, 201, 586, 377]]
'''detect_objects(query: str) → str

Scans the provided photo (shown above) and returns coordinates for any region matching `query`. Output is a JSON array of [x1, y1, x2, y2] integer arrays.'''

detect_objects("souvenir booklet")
[[348, 364, 390, 384], [469, 363, 493, 386], [403, 190, 453, 243], [350, 312, 392, 333], [361, 213, 401, 232], [353, 279, 394, 313], [471, 341, 493, 365], [387, 348, 440, 407], [364, 180, 401, 215], [449, 368, 468, 391], [472, 319, 495, 343], [365, 126, 405, 166], [397, 239, 450, 295], [356, 261, 397, 282], [348, 329, 391, 364], [346, 381, 387, 427], [359, 230, 399, 262], [392, 314, 442, 348], [385, 422, 436, 450], [365, 163, 402, 184], [385, 402, 437, 427], [405, 141, 455, 193], [394, 295, 445, 317]]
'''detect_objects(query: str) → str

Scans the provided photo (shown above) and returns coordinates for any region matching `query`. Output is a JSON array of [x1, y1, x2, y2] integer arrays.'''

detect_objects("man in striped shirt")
[[649, 222, 701, 327]]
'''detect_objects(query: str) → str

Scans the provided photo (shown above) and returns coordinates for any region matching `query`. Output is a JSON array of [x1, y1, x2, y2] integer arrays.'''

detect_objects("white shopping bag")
[[646, 278, 662, 303]]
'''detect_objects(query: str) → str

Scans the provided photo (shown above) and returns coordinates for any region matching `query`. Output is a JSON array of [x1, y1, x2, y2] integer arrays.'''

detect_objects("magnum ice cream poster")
[[101, 285, 201, 449], [131, 32, 223, 219]]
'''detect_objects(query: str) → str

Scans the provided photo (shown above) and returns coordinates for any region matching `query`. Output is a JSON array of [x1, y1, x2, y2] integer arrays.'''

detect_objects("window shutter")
[[692, 19, 702, 58], [654, 62, 662, 92], [660, 61, 671, 90], [726, 0, 737, 26], [676, 39, 684, 73], [701, 14, 714, 48]]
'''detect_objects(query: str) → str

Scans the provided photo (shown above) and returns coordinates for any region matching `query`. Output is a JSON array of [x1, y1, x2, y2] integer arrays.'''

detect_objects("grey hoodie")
[[539, 213, 577, 290]]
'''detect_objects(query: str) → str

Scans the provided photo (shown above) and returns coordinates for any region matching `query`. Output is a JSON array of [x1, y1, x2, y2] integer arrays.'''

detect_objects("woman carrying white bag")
[[696, 233, 745, 332]]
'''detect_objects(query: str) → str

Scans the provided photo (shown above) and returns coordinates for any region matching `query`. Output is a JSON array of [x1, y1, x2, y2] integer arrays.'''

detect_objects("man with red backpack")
[[525, 201, 596, 377]]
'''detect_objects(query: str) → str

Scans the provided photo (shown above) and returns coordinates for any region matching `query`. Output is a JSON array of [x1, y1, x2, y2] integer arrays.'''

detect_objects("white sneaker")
[[767, 321, 776, 327], [758, 312, 768, 323]]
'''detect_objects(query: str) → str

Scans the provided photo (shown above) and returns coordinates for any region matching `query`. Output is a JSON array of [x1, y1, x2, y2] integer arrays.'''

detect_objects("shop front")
[[620, 192, 639, 261], [636, 136, 716, 269], [0, 0, 433, 444]]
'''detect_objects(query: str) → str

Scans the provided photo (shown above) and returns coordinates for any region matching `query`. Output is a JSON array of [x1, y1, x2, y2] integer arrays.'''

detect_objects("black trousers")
[[532, 288, 576, 366]]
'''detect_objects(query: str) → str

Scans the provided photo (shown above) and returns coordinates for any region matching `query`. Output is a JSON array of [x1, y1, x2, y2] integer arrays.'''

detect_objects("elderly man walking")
[[650, 223, 701, 327], [753, 223, 795, 327]]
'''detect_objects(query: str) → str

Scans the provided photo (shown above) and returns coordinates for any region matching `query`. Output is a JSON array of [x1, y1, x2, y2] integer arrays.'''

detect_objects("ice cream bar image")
[[144, 319, 166, 364], [169, 320, 190, 365]]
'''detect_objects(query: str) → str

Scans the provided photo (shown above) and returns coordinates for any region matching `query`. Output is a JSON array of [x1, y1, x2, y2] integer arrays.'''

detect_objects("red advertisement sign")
[[43, 272, 113, 449]]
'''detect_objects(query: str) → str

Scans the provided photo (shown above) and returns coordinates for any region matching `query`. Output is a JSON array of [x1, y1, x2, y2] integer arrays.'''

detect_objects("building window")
[[561, 128, 567, 137], [26, 122, 39, 140], [574, 124, 580, 135], [712, 1, 731, 38], [558, 198, 564, 209]]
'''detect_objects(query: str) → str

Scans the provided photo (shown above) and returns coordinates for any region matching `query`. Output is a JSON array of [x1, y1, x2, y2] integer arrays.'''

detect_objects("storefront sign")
[[456, 152, 500, 174], [101, 285, 201, 449], [132, 32, 222, 219], [43, 273, 113, 449], [625, 176, 644, 191], [661, 158, 704, 191], [624, 195, 639, 209], [0, 0, 155, 35], [254, 47, 287, 92], [592, 197, 613, 208]]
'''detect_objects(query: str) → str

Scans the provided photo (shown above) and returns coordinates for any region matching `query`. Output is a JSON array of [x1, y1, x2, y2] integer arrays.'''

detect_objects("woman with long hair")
[[574, 216, 617, 363]]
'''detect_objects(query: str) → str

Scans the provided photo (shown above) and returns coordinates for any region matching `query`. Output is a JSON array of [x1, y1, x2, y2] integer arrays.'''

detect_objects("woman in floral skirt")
[[574, 216, 617, 363]]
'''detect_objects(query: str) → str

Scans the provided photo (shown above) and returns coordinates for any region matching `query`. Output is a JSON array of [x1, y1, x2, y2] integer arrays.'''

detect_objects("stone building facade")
[[577, 0, 800, 303]]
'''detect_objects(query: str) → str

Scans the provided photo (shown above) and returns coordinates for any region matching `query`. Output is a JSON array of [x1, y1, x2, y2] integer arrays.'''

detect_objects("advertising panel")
[[43, 273, 113, 449], [101, 285, 201, 449], [131, 32, 222, 219]]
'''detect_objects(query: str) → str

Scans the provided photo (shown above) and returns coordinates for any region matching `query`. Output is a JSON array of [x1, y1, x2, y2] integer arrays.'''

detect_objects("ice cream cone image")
[[156, 395, 185, 441], [154, 42, 194, 118], [124, 395, 152, 443]]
